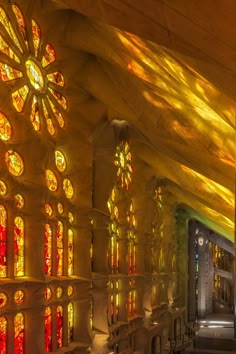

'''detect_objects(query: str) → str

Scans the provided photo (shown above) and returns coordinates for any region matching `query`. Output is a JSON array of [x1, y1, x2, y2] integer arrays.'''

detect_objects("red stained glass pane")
[[14, 313, 24, 354], [47, 71, 64, 87], [45, 307, 52, 352], [56, 221, 63, 276], [42, 44, 56, 68], [68, 229, 73, 276], [57, 306, 63, 348], [0, 205, 7, 277], [0, 317, 7, 354], [14, 216, 24, 276], [45, 224, 52, 275]]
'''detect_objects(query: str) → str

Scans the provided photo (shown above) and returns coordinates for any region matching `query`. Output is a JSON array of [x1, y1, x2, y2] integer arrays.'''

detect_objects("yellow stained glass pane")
[[0, 180, 7, 195], [114, 141, 133, 190], [45, 224, 52, 275], [63, 178, 74, 199], [68, 303, 73, 343], [14, 217, 24, 276], [0, 34, 20, 62], [25, 59, 44, 91], [14, 313, 24, 354], [5, 150, 24, 176], [42, 99, 55, 136], [44, 287, 52, 300], [12, 4, 29, 49], [0, 7, 22, 52], [12, 85, 29, 112], [55, 150, 66, 172], [47, 71, 64, 87], [42, 44, 56, 68], [31, 19, 40, 58], [48, 87, 67, 109], [30, 95, 40, 131], [45, 170, 57, 192], [68, 212, 74, 224], [67, 285, 73, 296], [57, 202, 63, 214], [45, 203, 53, 217], [0, 293, 7, 307], [0, 112, 11, 141], [56, 221, 63, 276], [56, 287, 63, 299], [0, 205, 7, 278], [68, 228, 73, 275], [47, 96, 65, 128], [0, 62, 22, 81], [14, 194, 24, 208], [14, 290, 24, 304]]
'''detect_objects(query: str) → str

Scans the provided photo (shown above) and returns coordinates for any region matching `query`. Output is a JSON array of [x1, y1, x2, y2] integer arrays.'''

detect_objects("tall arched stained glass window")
[[107, 188, 120, 273], [127, 202, 137, 274], [14, 216, 24, 276], [0, 317, 7, 353], [56, 221, 63, 275], [68, 303, 73, 343], [14, 313, 24, 354], [45, 224, 52, 275], [45, 307, 52, 352], [0, 205, 7, 277], [57, 305, 63, 348], [68, 229, 73, 276]]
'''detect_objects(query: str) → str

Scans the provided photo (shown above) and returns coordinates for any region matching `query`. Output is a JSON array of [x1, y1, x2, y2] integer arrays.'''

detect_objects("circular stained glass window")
[[0, 180, 7, 196], [25, 59, 44, 91], [55, 150, 66, 172], [44, 287, 52, 300], [0, 293, 7, 308], [56, 287, 63, 299], [15, 193, 24, 208], [63, 178, 74, 199], [45, 170, 58, 191], [45, 203, 53, 217], [57, 202, 63, 214], [68, 212, 74, 224], [67, 285, 73, 296], [14, 290, 24, 304], [5, 150, 24, 176], [0, 112, 12, 141]]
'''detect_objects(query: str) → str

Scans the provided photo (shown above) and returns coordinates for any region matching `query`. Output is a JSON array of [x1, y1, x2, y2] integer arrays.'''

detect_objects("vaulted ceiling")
[[3, 1, 236, 240]]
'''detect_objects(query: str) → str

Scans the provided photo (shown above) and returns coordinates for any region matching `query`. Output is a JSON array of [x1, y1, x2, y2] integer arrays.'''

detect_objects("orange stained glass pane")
[[45, 170, 58, 192], [44, 287, 52, 300], [0, 112, 12, 141], [56, 221, 63, 276], [0, 180, 7, 196], [47, 71, 64, 87], [45, 307, 52, 352], [31, 19, 41, 58], [56, 306, 63, 348], [5, 150, 24, 176], [48, 87, 67, 109], [42, 99, 55, 136], [0, 293, 7, 308], [30, 95, 40, 131], [14, 290, 24, 304], [15, 194, 24, 208], [14, 313, 24, 354], [25, 59, 44, 91], [0, 205, 7, 278], [47, 96, 65, 128], [0, 7, 22, 52], [14, 216, 24, 276], [55, 150, 66, 172], [68, 212, 74, 224], [0, 62, 22, 81], [12, 85, 29, 112], [63, 178, 74, 199], [68, 303, 73, 343], [57, 202, 63, 215], [45, 203, 53, 217], [0, 317, 7, 353], [0, 34, 20, 62], [45, 224, 52, 275], [56, 287, 63, 299], [42, 44, 56, 68], [12, 4, 29, 49], [68, 228, 73, 276], [67, 285, 73, 296]]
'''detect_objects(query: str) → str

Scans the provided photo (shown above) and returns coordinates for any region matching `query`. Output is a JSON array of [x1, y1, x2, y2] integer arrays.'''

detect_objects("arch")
[[151, 335, 161, 354]]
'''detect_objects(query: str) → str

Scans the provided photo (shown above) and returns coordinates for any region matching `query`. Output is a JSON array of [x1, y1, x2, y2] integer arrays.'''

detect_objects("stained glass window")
[[56, 287, 63, 299], [42, 44, 56, 68], [68, 229, 73, 276], [0, 293, 7, 308], [31, 19, 40, 58], [0, 112, 12, 141], [45, 169, 57, 191], [14, 290, 24, 304], [14, 313, 24, 354], [107, 188, 120, 273], [0, 33, 20, 62], [48, 87, 67, 110], [128, 290, 136, 317], [12, 4, 28, 49], [127, 202, 136, 274], [0, 181, 7, 196], [68, 212, 74, 224], [30, 95, 40, 131], [45, 203, 53, 217], [0, 62, 23, 81], [42, 99, 55, 136], [25, 59, 44, 91], [45, 287, 52, 300], [45, 307, 52, 352], [45, 224, 52, 275], [0, 205, 7, 277], [56, 221, 63, 275], [57, 202, 63, 215], [57, 305, 63, 348], [0, 317, 7, 353], [114, 141, 133, 190], [55, 150, 66, 172], [63, 178, 74, 199], [14, 216, 24, 276], [67, 285, 73, 296], [5, 150, 24, 176], [12, 85, 29, 112], [47, 71, 64, 87], [15, 194, 24, 208], [68, 303, 73, 343]]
